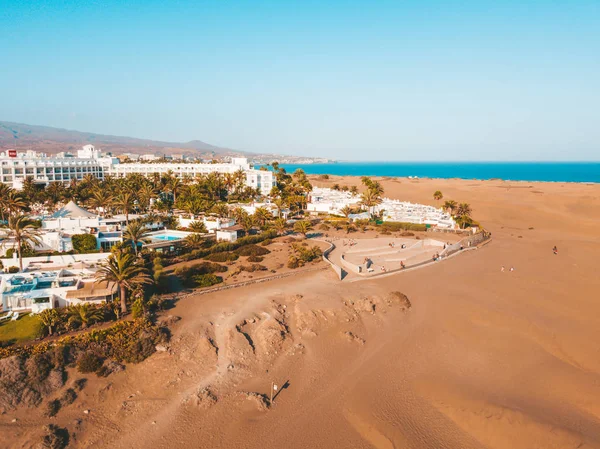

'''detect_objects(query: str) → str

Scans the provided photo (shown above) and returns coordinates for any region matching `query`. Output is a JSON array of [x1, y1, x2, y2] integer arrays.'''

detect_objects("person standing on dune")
[[553, 246, 558, 255]]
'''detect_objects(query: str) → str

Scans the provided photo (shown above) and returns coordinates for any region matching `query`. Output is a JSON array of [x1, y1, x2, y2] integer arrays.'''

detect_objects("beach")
[[4, 176, 600, 448]]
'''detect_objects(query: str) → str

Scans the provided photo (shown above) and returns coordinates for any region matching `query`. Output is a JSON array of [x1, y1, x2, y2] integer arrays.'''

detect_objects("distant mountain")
[[0, 121, 250, 158]]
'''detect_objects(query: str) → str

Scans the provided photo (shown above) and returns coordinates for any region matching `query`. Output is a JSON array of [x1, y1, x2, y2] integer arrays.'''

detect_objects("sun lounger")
[[10, 312, 19, 321], [0, 311, 14, 322]]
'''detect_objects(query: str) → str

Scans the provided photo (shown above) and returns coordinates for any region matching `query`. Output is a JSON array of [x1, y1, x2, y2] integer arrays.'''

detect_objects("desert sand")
[[4, 176, 600, 449]]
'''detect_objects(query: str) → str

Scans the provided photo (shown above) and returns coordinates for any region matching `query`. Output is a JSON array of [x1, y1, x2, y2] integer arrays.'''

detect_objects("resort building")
[[0, 146, 117, 189], [308, 187, 456, 229], [106, 157, 275, 196], [0, 269, 116, 314], [230, 201, 290, 219], [216, 225, 244, 242], [307, 187, 362, 215], [2, 147, 275, 195]]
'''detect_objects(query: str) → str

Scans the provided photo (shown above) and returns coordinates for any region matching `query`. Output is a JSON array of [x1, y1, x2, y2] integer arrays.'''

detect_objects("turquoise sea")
[[277, 162, 600, 183]]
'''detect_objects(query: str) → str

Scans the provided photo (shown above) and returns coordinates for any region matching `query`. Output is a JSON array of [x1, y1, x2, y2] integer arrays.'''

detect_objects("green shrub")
[[237, 264, 268, 273], [40, 424, 69, 449], [260, 239, 273, 246], [378, 222, 427, 232], [175, 262, 227, 288], [76, 352, 103, 374], [60, 388, 77, 406], [131, 298, 145, 319], [71, 234, 98, 253], [45, 399, 61, 417], [204, 252, 239, 262], [235, 244, 270, 257], [193, 274, 223, 288], [179, 230, 277, 262], [118, 338, 156, 364], [288, 244, 322, 269], [247, 255, 264, 262]]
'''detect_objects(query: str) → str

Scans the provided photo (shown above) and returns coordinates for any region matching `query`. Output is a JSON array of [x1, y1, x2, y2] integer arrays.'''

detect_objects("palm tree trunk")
[[120, 285, 128, 315], [17, 237, 23, 272]]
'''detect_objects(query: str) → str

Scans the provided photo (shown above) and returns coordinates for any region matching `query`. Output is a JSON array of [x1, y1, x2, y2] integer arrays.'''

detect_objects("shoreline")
[[273, 162, 600, 184]]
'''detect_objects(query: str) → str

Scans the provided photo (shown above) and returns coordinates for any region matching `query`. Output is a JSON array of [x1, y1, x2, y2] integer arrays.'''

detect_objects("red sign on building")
[[8, 150, 17, 157]]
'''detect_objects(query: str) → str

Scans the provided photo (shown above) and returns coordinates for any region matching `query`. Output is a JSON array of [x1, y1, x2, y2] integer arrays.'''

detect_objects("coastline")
[[275, 161, 600, 184]]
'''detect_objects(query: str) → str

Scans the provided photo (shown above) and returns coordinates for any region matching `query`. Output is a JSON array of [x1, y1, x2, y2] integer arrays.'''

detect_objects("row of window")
[[2, 167, 103, 175]]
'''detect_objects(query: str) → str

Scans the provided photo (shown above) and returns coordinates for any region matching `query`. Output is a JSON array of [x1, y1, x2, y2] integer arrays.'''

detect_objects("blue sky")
[[1, 0, 598, 161]]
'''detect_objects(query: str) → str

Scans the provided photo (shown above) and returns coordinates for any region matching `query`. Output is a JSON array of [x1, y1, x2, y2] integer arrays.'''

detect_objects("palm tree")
[[369, 180, 384, 196], [340, 205, 353, 218], [1, 214, 43, 271], [350, 186, 359, 195], [443, 200, 457, 214], [456, 202, 472, 217], [433, 191, 443, 202], [167, 175, 183, 203], [456, 203, 473, 228], [240, 214, 255, 233], [38, 309, 62, 336], [68, 303, 104, 328], [188, 220, 208, 233], [137, 183, 157, 212], [122, 220, 150, 255], [272, 198, 287, 218], [253, 207, 273, 228], [45, 182, 65, 206], [360, 190, 382, 217], [211, 203, 229, 218], [293, 220, 313, 237], [114, 191, 136, 225], [6, 190, 28, 215], [95, 250, 152, 315], [183, 232, 205, 249], [271, 217, 288, 235], [230, 207, 247, 223], [0, 184, 13, 221], [89, 190, 113, 216]]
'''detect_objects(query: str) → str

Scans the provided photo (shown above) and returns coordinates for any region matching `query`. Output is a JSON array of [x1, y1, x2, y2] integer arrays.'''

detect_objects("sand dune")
[[4, 177, 600, 448]]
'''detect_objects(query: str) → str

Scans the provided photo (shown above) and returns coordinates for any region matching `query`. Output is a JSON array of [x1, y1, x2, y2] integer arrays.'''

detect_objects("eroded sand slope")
[[5, 178, 600, 449]]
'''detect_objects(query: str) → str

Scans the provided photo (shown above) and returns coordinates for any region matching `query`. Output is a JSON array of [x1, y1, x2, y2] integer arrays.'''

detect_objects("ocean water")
[[276, 162, 600, 183]]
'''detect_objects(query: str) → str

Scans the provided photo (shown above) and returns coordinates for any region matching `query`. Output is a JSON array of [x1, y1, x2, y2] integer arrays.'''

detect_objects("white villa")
[[308, 187, 456, 229], [307, 188, 362, 215], [0, 269, 116, 314], [230, 201, 290, 219]]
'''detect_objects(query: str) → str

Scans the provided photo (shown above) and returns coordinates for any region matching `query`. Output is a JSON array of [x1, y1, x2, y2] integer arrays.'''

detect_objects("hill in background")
[[0, 121, 250, 159]]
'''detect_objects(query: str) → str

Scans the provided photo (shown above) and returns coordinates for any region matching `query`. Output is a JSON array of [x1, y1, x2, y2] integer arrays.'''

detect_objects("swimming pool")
[[150, 235, 181, 241], [145, 230, 192, 243]]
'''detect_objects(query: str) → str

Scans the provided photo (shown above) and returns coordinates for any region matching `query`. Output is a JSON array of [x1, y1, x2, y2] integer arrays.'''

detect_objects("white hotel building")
[[0, 147, 274, 195], [107, 157, 274, 195], [0, 145, 116, 189]]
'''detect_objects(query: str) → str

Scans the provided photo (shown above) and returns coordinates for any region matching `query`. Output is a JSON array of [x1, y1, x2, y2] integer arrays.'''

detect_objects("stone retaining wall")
[[182, 265, 328, 297]]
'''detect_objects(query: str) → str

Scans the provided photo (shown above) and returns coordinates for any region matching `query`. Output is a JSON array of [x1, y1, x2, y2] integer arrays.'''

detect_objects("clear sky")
[[1, 0, 598, 161]]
